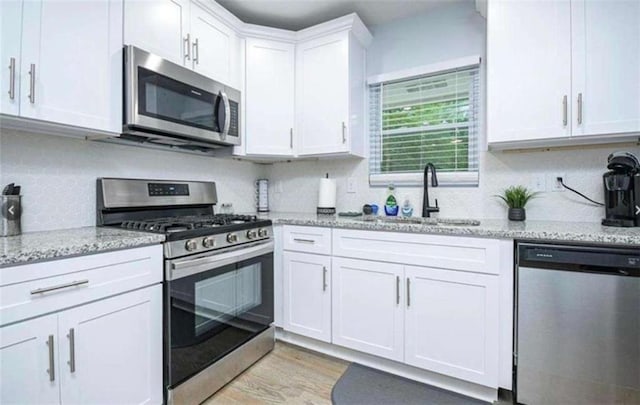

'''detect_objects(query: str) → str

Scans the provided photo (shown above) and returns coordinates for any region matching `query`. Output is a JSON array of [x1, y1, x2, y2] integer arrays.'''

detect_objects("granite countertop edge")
[[1, 227, 166, 268], [264, 214, 640, 246]]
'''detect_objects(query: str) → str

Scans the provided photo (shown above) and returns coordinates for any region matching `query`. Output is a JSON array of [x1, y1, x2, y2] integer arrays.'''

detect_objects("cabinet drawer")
[[283, 226, 331, 255], [0, 245, 162, 325], [333, 229, 500, 274]]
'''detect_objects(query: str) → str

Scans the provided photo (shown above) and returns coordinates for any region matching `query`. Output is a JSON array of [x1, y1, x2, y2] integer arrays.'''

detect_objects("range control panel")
[[148, 183, 190, 196]]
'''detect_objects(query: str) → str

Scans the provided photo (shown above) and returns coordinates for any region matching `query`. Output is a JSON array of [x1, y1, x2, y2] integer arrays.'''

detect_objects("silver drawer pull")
[[31, 279, 89, 295], [562, 95, 568, 126], [8, 57, 16, 100], [322, 266, 328, 291], [293, 238, 315, 244], [28, 63, 36, 104], [406, 278, 411, 307], [396, 276, 400, 305]]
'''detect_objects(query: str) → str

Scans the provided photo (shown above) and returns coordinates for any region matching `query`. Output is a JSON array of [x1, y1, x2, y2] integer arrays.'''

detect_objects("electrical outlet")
[[550, 173, 566, 192], [347, 177, 357, 193], [530, 174, 546, 193]]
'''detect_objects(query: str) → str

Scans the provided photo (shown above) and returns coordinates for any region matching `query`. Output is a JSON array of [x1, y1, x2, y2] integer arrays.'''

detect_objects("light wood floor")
[[203, 342, 349, 405]]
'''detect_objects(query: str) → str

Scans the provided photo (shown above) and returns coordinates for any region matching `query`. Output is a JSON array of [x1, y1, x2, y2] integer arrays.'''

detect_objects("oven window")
[[167, 252, 274, 388], [138, 67, 218, 131]]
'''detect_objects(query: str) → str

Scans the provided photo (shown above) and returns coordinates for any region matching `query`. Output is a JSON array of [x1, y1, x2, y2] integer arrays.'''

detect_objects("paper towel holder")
[[317, 173, 337, 215]]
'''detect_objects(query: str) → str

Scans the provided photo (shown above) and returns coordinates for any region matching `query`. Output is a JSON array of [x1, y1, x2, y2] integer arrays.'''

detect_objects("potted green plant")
[[495, 186, 539, 221]]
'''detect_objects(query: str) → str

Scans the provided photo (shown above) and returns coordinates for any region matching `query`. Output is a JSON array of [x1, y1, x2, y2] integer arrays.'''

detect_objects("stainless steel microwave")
[[123, 45, 240, 149]]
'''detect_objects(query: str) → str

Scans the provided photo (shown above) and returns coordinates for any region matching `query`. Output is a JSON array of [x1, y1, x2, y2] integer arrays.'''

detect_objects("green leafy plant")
[[495, 186, 539, 209]]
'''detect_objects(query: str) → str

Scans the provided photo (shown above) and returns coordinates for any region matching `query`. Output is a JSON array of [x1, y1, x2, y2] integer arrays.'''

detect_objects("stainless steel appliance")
[[602, 151, 640, 227], [122, 46, 240, 151], [97, 178, 274, 405], [515, 242, 640, 404]]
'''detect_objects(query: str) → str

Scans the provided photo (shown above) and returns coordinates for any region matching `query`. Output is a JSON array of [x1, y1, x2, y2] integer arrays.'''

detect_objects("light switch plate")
[[347, 177, 357, 193]]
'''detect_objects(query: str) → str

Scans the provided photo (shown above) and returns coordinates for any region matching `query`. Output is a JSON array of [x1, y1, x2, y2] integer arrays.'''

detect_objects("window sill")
[[369, 172, 479, 187]]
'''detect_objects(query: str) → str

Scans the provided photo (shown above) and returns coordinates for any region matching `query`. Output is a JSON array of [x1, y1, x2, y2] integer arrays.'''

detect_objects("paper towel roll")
[[318, 178, 337, 209]]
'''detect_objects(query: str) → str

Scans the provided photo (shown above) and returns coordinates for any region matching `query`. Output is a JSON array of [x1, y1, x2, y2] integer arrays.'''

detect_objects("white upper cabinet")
[[4, 0, 122, 134], [190, 3, 234, 85], [124, 0, 190, 66], [296, 32, 351, 156], [0, 0, 22, 117], [237, 14, 371, 159], [487, 0, 572, 144], [124, 0, 240, 87], [244, 38, 296, 156], [488, 0, 640, 149], [571, 0, 640, 137]]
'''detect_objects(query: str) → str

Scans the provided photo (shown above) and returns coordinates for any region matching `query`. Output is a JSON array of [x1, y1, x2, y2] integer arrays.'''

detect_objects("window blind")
[[369, 65, 480, 186]]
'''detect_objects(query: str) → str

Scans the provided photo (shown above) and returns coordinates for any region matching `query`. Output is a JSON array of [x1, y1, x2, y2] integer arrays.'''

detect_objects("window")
[[369, 60, 480, 186]]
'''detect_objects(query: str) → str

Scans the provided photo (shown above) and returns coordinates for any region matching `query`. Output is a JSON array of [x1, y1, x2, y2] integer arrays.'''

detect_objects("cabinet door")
[[20, 0, 122, 133], [245, 38, 295, 156], [296, 32, 349, 155], [571, 0, 640, 137], [0, 314, 59, 405], [0, 0, 22, 116], [332, 258, 404, 362], [124, 0, 190, 66], [58, 285, 162, 405], [190, 3, 234, 84], [487, 0, 572, 144], [404, 266, 499, 387], [282, 252, 331, 342]]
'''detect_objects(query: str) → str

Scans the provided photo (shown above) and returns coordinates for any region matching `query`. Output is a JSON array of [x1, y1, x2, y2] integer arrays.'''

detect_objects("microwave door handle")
[[218, 91, 231, 135]]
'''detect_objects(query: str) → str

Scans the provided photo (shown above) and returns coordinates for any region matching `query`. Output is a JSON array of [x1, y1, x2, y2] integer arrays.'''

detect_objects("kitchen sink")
[[360, 217, 480, 226]]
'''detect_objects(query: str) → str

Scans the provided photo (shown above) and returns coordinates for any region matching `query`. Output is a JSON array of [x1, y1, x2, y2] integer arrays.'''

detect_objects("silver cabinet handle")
[[577, 93, 583, 125], [341, 121, 346, 143], [28, 63, 35, 104], [562, 95, 567, 126], [67, 328, 75, 373], [322, 266, 328, 291], [293, 238, 315, 244], [396, 276, 400, 305], [193, 38, 199, 65], [8, 57, 16, 100], [184, 33, 191, 61], [47, 335, 55, 381], [406, 278, 411, 307], [31, 279, 89, 295], [290, 128, 293, 149]]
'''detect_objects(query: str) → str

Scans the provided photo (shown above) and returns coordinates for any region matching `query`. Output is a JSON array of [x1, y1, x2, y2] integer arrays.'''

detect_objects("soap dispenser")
[[384, 184, 399, 216]]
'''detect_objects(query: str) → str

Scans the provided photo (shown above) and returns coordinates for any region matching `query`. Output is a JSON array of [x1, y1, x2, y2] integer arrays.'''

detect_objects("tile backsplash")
[[0, 130, 264, 232], [265, 144, 640, 223]]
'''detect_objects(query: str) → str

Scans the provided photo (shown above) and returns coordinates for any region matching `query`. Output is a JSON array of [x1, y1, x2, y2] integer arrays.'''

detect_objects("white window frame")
[[368, 55, 482, 187]]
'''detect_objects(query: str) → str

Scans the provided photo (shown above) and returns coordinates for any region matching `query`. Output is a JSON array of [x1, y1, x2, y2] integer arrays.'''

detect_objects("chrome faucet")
[[422, 163, 439, 217]]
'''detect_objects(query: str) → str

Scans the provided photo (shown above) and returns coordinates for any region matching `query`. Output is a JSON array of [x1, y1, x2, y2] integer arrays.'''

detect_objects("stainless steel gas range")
[[97, 178, 274, 405]]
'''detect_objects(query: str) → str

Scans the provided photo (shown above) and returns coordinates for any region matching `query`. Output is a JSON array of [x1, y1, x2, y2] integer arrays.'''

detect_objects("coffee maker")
[[602, 152, 640, 227]]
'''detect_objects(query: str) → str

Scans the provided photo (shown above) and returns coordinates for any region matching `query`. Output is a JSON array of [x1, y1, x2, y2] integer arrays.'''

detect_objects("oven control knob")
[[246, 230, 257, 240], [226, 233, 238, 243], [258, 228, 268, 238], [203, 237, 216, 248], [185, 239, 198, 252]]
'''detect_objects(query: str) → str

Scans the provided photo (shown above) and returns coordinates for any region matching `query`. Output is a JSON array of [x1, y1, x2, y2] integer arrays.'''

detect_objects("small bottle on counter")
[[384, 184, 399, 216]]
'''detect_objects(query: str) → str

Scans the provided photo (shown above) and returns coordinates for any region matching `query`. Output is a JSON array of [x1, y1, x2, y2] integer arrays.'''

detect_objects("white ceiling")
[[216, 0, 472, 31]]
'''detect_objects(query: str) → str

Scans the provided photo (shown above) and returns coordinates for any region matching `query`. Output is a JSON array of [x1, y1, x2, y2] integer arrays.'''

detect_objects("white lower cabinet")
[[0, 314, 59, 405], [404, 265, 499, 387], [0, 285, 162, 405], [283, 251, 331, 342], [331, 257, 404, 362]]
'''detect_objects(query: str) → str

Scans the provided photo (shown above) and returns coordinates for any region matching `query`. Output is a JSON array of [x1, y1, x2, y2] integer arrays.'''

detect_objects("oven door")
[[124, 45, 240, 146], [165, 242, 274, 389]]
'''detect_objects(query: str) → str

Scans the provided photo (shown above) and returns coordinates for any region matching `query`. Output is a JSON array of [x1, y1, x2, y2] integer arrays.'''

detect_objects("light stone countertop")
[[258, 212, 640, 247], [0, 227, 165, 268]]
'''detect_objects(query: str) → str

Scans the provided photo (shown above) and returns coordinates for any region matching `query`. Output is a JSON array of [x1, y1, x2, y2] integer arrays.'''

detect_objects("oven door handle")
[[169, 241, 273, 281], [217, 91, 231, 136]]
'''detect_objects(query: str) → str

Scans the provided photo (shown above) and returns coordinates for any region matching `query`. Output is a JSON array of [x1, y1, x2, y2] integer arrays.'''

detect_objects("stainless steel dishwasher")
[[515, 242, 640, 405]]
